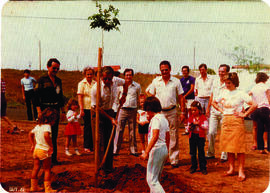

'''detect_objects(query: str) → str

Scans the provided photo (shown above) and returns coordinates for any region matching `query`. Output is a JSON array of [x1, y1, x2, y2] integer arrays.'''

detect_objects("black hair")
[[124, 68, 134, 76], [199, 63, 207, 70], [143, 96, 162, 113], [191, 101, 203, 114], [219, 64, 230, 72], [160, 60, 171, 70], [182, 66, 190, 73], [24, 69, 30, 74], [47, 58, 60, 67]]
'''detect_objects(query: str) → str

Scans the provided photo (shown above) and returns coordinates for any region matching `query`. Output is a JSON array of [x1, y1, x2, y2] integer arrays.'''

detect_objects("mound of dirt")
[[99, 164, 196, 193]]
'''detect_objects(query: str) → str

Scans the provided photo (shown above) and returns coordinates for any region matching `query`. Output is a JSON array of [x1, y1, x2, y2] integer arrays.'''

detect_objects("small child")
[[140, 96, 170, 193], [64, 99, 82, 156], [186, 101, 208, 175], [29, 107, 58, 192], [137, 93, 149, 154]]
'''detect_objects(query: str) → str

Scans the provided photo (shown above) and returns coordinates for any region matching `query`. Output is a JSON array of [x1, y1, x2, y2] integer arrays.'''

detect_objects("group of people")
[[2, 57, 269, 192]]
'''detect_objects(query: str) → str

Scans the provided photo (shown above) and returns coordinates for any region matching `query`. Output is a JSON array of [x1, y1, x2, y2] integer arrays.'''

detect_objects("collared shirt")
[[211, 76, 226, 101], [77, 78, 96, 109], [35, 75, 64, 108], [21, 76, 36, 91], [116, 81, 141, 109], [91, 81, 118, 110], [147, 76, 184, 109], [180, 75, 195, 99], [195, 75, 213, 98]]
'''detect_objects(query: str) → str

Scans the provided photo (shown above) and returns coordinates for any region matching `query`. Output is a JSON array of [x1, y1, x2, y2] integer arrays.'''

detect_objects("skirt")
[[220, 115, 246, 153], [64, 122, 81, 136]]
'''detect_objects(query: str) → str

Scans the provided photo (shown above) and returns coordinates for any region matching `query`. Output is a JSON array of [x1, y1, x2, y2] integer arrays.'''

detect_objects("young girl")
[[186, 101, 208, 175], [137, 93, 149, 154], [140, 96, 170, 193], [29, 107, 58, 192], [64, 99, 82, 156]]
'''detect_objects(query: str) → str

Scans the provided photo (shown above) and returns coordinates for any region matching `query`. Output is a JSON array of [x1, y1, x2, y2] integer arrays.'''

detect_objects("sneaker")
[[65, 150, 72, 156], [75, 149, 81, 156]]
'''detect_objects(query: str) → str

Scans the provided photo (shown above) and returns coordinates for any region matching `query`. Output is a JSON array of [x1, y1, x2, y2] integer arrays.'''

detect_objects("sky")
[[1, 0, 270, 74]]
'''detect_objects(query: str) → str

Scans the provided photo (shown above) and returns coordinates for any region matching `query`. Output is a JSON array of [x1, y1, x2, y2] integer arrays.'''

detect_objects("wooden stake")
[[94, 47, 102, 187]]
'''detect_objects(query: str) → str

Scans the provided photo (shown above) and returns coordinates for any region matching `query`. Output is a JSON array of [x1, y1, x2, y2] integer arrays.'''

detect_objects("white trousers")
[[147, 144, 168, 193]]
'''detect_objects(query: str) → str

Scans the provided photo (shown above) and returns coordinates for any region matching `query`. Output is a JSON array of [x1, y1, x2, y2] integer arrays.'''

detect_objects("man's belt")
[[121, 107, 137, 110], [162, 106, 176, 112]]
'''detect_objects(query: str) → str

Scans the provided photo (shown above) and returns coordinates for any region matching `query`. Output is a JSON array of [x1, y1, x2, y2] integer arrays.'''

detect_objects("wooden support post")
[[94, 47, 102, 187]]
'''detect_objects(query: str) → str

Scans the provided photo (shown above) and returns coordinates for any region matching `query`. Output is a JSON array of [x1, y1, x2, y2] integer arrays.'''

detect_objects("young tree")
[[88, 2, 120, 55], [226, 45, 264, 73]]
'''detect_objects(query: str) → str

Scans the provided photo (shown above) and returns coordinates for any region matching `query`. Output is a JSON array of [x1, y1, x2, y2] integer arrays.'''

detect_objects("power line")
[[2, 15, 270, 25]]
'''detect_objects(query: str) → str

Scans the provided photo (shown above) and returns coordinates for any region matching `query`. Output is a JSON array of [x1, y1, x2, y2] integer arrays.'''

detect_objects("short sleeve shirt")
[[148, 113, 169, 148], [77, 78, 96, 109], [148, 76, 184, 109], [21, 76, 36, 91], [180, 76, 195, 99], [31, 124, 51, 151], [195, 75, 213, 97], [215, 89, 252, 115], [250, 83, 270, 108]]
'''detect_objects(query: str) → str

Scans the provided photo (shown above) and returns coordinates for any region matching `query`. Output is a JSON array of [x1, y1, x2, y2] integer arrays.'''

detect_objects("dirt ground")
[[1, 115, 269, 193]]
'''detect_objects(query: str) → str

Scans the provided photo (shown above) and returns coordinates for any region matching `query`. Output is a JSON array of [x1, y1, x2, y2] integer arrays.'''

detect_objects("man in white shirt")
[[195, 63, 213, 114], [146, 60, 185, 167], [21, 69, 37, 121], [113, 69, 141, 156], [205, 64, 230, 162], [91, 66, 118, 173]]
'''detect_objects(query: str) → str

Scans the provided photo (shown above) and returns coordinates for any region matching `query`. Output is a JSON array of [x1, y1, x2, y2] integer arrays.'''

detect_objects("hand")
[[30, 145, 35, 153], [74, 112, 78, 116], [111, 118, 117, 126], [205, 108, 210, 118], [234, 111, 245, 118], [38, 111, 42, 119], [23, 95, 25, 100], [48, 147, 53, 155], [80, 109, 85, 117], [140, 152, 148, 160]]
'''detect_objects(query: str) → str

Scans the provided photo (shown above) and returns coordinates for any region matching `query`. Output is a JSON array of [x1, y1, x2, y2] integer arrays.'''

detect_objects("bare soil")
[[1, 115, 269, 193]]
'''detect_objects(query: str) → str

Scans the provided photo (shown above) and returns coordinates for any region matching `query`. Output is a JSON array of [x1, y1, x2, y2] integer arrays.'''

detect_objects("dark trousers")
[[189, 133, 207, 170], [25, 89, 37, 120], [251, 107, 270, 151], [99, 109, 114, 171], [41, 106, 60, 162], [83, 109, 93, 150]]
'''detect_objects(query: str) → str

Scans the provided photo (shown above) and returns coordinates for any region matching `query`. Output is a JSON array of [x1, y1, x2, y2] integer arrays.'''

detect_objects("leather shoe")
[[190, 168, 196, 174], [130, 153, 139, 157], [52, 160, 61, 166], [171, 164, 179, 168], [206, 156, 215, 159], [220, 159, 228, 163], [201, 169, 208, 175]]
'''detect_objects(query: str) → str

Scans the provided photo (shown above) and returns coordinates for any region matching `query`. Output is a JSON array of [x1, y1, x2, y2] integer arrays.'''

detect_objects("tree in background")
[[88, 1, 120, 56], [227, 45, 264, 73]]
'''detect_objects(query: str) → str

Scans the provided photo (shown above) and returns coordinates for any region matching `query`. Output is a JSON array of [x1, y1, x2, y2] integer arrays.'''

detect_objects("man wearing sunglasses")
[[34, 58, 65, 165]]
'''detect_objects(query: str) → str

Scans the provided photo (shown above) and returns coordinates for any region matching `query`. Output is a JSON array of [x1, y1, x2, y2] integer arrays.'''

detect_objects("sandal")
[[251, 145, 257, 150], [84, 148, 91, 153]]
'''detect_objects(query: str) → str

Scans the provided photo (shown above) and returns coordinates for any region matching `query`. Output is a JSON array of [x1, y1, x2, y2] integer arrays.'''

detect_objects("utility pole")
[[38, 40, 41, 70], [193, 42, 196, 70]]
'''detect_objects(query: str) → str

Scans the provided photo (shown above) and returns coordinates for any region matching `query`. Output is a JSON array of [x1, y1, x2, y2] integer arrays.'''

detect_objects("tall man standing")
[[195, 63, 213, 114], [35, 58, 65, 165], [146, 60, 185, 167], [113, 68, 141, 156], [205, 64, 230, 162]]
